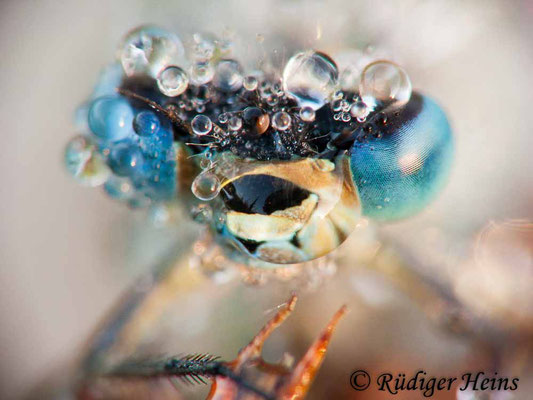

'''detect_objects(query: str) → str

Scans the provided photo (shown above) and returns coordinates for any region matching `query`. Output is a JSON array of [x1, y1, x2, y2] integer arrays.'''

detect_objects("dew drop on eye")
[[192, 172, 221, 201], [190, 32, 217, 62], [299, 106, 315, 122], [189, 62, 214, 85], [119, 25, 184, 78], [213, 59, 243, 92], [228, 116, 242, 131], [109, 143, 144, 177], [359, 61, 412, 107], [272, 111, 291, 131], [282, 51, 339, 110], [191, 115, 213, 136], [350, 101, 370, 122], [88, 96, 134, 142], [243, 107, 270, 136], [157, 66, 189, 97], [133, 111, 160, 136], [191, 203, 213, 223], [243, 75, 258, 91]]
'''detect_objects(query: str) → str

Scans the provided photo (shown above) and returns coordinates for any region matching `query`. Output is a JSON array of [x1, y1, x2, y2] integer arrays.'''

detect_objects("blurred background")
[[0, 0, 531, 399]]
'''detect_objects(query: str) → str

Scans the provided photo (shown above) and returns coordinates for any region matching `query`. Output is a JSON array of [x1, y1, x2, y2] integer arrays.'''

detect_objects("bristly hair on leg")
[[94, 352, 274, 400], [79, 295, 345, 400]]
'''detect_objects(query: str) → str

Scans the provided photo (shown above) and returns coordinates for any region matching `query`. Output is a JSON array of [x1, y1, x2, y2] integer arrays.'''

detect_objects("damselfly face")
[[66, 26, 453, 266], [207, 154, 360, 264]]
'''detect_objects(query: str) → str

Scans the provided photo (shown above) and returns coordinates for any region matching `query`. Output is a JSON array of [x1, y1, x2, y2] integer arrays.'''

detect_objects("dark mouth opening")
[[220, 174, 311, 215]]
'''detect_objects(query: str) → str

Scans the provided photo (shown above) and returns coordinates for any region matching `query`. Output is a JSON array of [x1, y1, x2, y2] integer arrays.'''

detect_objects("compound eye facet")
[[350, 92, 454, 221]]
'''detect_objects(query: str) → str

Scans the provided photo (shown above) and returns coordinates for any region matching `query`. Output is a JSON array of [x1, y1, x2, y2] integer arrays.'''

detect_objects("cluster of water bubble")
[[119, 26, 413, 144], [281, 50, 412, 124], [337, 60, 410, 124], [119, 26, 247, 102], [65, 53, 178, 208], [70, 23, 417, 212]]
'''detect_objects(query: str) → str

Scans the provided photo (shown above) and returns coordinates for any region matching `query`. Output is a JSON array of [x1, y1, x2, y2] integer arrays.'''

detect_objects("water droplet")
[[259, 82, 272, 98], [376, 112, 388, 126], [120, 25, 184, 78], [228, 116, 242, 131], [350, 101, 370, 121], [191, 115, 212, 136], [333, 90, 343, 100], [189, 62, 214, 85], [243, 107, 270, 135], [157, 66, 189, 96], [332, 99, 342, 112], [272, 111, 291, 131], [213, 59, 243, 92], [192, 172, 220, 200], [299, 106, 315, 122], [199, 157, 211, 169], [64, 135, 110, 186], [191, 203, 213, 223], [88, 96, 134, 142], [340, 65, 360, 90], [359, 61, 412, 106], [217, 30, 234, 57], [341, 100, 350, 112], [133, 110, 160, 136], [282, 51, 338, 110], [266, 95, 278, 106], [109, 143, 144, 176], [218, 113, 229, 124], [341, 112, 351, 122], [243, 75, 258, 91], [191, 32, 216, 62]]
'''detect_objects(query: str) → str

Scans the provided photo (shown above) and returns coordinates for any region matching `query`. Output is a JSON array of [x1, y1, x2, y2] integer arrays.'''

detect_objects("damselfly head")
[[66, 26, 453, 266]]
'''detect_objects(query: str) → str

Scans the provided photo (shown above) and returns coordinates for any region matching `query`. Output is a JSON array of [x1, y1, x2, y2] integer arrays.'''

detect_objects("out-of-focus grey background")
[[0, 1, 531, 399]]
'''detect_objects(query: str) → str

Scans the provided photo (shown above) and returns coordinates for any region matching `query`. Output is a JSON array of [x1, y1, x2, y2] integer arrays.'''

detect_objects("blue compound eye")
[[350, 92, 454, 221]]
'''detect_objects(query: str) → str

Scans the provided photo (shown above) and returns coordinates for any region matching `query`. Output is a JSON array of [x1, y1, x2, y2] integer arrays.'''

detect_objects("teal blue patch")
[[350, 95, 453, 220]]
